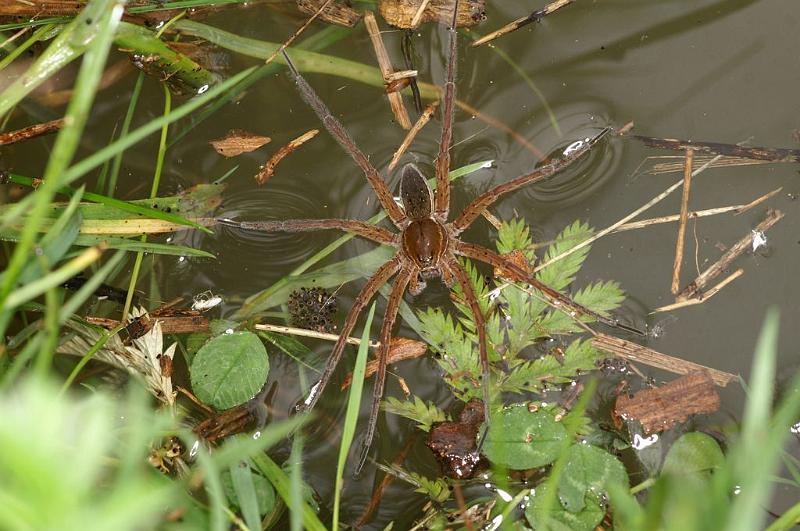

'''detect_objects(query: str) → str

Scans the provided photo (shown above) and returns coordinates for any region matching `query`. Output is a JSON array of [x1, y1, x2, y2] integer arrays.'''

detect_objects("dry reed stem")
[[266, 0, 335, 65], [254, 322, 380, 348], [671, 149, 694, 294], [592, 333, 737, 387], [677, 209, 784, 301], [472, 0, 573, 46], [385, 69, 418, 83], [611, 187, 782, 232], [644, 155, 771, 176], [630, 134, 800, 163], [388, 101, 438, 170], [364, 11, 412, 129], [410, 0, 433, 27], [653, 268, 744, 313], [532, 154, 724, 274]]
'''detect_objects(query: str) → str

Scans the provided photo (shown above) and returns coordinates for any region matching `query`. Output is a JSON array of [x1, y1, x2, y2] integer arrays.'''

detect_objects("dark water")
[[5, 0, 800, 527]]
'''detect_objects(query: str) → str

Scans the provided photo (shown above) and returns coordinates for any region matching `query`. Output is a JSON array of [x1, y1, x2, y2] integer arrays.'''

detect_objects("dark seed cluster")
[[288, 287, 337, 333]]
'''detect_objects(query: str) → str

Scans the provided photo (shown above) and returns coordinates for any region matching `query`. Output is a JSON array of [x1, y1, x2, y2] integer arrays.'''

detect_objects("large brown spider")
[[224, 0, 638, 470]]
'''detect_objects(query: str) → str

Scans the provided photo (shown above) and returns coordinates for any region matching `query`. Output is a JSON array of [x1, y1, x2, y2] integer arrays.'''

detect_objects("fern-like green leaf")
[[382, 396, 448, 432], [538, 280, 625, 335], [537, 220, 594, 291], [497, 218, 536, 263], [375, 464, 451, 503]]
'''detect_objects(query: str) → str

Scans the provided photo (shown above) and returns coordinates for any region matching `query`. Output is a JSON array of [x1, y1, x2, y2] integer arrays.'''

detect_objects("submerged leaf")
[[526, 482, 604, 531], [558, 443, 628, 512], [481, 404, 566, 469], [190, 331, 269, 410], [661, 432, 724, 477]]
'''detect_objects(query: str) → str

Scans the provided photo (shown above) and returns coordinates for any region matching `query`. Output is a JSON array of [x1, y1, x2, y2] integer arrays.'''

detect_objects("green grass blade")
[[230, 462, 261, 531], [0, 0, 124, 316], [290, 435, 305, 531], [5, 172, 209, 232], [58, 249, 127, 323], [5, 246, 104, 310], [251, 453, 327, 531], [0, 23, 59, 72], [333, 302, 376, 529], [175, 20, 439, 100], [59, 66, 256, 187], [107, 71, 144, 196]]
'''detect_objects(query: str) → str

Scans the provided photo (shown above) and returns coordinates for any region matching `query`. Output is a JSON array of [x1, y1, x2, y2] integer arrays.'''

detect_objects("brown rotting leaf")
[[295, 0, 361, 27], [614, 371, 721, 434], [209, 129, 271, 158]]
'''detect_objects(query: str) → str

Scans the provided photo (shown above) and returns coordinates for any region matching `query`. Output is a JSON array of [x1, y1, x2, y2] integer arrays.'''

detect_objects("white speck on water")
[[752, 230, 767, 252], [225, 328, 234, 335], [632, 433, 659, 450]]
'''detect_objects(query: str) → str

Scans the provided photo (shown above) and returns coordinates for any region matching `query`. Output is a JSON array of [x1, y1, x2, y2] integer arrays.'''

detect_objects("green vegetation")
[[1, 1, 798, 530]]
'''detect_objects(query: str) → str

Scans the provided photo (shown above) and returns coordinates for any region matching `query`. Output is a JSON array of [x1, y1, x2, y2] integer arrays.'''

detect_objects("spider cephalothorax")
[[222, 0, 639, 472]]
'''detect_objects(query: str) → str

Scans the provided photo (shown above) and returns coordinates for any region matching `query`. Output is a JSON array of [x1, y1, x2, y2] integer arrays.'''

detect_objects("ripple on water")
[[520, 103, 622, 207], [213, 185, 328, 270]]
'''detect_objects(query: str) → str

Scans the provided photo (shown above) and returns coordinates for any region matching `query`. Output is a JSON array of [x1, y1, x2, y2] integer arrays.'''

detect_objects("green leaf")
[[223, 464, 276, 522], [662, 432, 724, 477], [526, 482, 604, 531], [481, 404, 567, 469], [251, 453, 326, 531], [558, 443, 628, 512], [190, 331, 269, 410], [537, 220, 594, 291], [382, 396, 448, 432], [333, 303, 376, 529]]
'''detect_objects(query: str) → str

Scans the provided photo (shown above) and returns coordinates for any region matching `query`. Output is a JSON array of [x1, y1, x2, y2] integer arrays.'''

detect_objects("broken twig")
[[592, 333, 737, 387], [677, 209, 784, 301], [0, 118, 64, 146], [629, 134, 800, 163], [653, 268, 744, 313], [364, 11, 412, 129], [671, 149, 694, 295], [388, 101, 438, 170]]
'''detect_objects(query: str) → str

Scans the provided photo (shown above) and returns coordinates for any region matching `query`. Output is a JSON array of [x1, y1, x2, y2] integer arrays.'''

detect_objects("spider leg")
[[217, 218, 397, 246], [355, 265, 415, 475], [451, 128, 611, 233], [433, 0, 460, 220], [454, 241, 643, 334], [281, 50, 408, 228], [445, 256, 493, 425], [299, 255, 403, 413]]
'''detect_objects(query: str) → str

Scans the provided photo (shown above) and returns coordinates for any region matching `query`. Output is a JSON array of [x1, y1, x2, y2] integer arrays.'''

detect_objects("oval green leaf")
[[526, 482, 605, 531], [662, 432, 724, 476], [559, 443, 628, 512], [481, 404, 566, 469], [190, 331, 269, 410]]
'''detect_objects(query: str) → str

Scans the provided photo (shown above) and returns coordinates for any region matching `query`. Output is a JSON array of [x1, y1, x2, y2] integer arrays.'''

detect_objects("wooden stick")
[[592, 333, 737, 387], [254, 322, 380, 348], [364, 11, 412, 129], [472, 0, 573, 47], [645, 155, 771, 176], [410, 0, 433, 27], [266, 0, 335, 65], [671, 149, 694, 294], [0, 118, 64, 146], [677, 209, 784, 301], [629, 134, 800, 163], [653, 268, 744, 313], [533, 154, 724, 274], [388, 101, 438, 170]]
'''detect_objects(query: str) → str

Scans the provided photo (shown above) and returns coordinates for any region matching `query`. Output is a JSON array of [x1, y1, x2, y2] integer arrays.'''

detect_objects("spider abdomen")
[[402, 218, 448, 270]]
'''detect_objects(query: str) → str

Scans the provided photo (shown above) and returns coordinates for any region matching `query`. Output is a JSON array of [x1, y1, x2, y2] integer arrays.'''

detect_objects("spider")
[[223, 0, 639, 471]]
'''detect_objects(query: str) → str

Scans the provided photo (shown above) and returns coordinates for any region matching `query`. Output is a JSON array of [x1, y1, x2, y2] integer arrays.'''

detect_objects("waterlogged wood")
[[592, 333, 737, 387], [426, 398, 486, 479], [379, 0, 485, 29], [0, 119, 64, 146], [614, 372, 721, 434], [677, 209, 784, 301], [630, 134, 800, 163], [296, 0, 361, 27], [210, 130, 271, 157], [87, 309, 210, 340]]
